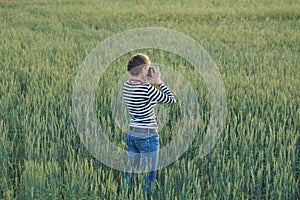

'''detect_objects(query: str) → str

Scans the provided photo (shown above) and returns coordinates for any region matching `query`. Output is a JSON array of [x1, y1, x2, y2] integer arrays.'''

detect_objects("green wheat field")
[[1, 0, 299, 199]]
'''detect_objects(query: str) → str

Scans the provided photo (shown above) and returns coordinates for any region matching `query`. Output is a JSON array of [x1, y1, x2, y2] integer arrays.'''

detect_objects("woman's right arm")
[[148, 84, 176, 104], [147, 66, 176, 104]]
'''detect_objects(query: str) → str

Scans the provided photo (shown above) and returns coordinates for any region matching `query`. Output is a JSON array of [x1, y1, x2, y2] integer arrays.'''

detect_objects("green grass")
[[1, 0, 299, 199]]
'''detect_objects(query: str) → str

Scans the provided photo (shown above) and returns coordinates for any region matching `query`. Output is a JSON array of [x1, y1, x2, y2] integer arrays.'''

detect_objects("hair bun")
[[127, 60, 134, 71]]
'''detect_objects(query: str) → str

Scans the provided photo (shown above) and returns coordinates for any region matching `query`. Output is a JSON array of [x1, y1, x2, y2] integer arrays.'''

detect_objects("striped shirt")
[[123, 81, 176, 128]]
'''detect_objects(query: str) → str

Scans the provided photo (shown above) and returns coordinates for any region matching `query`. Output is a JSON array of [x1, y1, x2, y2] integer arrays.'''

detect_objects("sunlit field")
[[0, 0, 299, 199]]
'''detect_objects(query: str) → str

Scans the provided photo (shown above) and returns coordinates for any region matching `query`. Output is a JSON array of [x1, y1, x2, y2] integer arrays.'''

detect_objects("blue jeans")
[[124, 130, 159, 194]]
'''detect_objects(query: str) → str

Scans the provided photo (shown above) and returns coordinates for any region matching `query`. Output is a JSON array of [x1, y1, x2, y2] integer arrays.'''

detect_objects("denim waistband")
[[127, 130, 158, 138]]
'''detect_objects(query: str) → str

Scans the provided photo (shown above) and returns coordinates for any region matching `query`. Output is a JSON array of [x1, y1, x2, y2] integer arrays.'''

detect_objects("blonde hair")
[[127, 53, 150, 76]]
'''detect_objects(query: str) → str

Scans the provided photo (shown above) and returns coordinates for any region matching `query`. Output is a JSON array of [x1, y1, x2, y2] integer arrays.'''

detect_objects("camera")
[[147, 66, 155, 77]]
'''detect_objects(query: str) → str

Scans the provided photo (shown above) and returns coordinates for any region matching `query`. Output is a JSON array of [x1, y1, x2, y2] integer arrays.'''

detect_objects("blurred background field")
[[0, 0, 299, 199]]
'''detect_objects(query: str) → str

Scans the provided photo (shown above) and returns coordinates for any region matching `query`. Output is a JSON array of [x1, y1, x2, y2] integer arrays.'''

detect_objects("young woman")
[[123, 53, 176, 195]]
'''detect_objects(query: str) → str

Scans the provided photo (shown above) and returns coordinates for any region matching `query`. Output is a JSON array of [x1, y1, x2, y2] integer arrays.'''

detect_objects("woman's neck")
[[130, 75, 144, 84]]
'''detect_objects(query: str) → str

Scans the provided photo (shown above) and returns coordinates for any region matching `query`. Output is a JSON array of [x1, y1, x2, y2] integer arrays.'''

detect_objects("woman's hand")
[[151, 67, 162, 84]]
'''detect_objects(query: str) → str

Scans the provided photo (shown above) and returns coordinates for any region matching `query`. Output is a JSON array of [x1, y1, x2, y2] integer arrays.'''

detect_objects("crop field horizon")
[[0, 0, 299, 199]]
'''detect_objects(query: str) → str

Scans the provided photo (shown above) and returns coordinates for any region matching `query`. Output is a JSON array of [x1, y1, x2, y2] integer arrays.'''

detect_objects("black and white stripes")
[[123, 82, 176, 128]]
